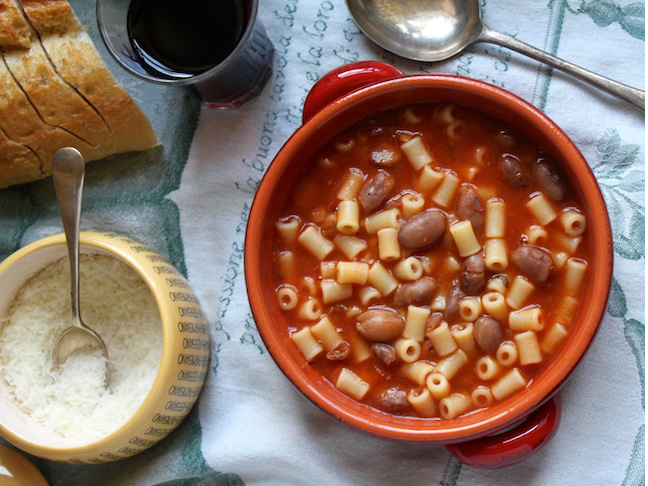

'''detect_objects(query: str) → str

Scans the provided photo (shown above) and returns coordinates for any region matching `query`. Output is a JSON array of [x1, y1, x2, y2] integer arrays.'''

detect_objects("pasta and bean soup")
[[273, 103, 588, 420]]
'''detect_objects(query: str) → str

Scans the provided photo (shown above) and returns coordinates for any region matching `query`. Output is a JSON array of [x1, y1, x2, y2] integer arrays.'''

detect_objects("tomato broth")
[[272, 103, 588, 419]]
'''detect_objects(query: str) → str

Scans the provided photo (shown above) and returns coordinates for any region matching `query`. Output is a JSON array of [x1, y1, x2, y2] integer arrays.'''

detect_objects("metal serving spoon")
[[51, 147, 109, 376], [346, 0, 645, 110]]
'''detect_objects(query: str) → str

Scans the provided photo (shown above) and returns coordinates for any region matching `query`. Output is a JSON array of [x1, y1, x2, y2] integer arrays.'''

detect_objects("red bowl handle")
[[302, 61, 405, 124], [446, 393, 562, 469]]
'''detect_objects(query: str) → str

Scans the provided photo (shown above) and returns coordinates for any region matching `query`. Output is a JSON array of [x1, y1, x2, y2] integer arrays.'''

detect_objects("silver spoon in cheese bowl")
[[51, 147, 109, 380], [346, 0, 645, 110]]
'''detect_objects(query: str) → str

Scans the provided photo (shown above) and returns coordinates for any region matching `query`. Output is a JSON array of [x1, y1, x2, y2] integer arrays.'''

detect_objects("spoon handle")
[[52, 147, 86, 327], [479, 27, 645, 111]]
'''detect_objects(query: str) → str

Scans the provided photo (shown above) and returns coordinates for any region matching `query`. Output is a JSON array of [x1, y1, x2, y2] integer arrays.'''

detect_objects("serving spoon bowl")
[[347, 0, 645, 110], [51, 147, 109, 377]]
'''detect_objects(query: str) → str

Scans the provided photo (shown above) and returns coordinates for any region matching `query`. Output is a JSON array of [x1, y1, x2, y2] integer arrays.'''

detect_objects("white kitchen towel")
[[2, 0, 644, 485]]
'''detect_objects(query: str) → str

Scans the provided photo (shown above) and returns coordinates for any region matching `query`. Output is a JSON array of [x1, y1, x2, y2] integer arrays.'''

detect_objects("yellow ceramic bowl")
[[0, 232, 210, 463]]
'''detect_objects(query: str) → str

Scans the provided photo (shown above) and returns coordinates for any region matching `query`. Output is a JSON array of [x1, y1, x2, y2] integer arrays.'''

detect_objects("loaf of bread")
[[0, 0, 158, 188]]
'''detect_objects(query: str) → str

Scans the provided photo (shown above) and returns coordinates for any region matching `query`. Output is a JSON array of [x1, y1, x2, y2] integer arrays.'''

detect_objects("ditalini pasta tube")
[[333, 235, 367, 259], [435, 104, 458, 125], [365, 208, 401, 234], [554, 295, 579, 325], [335, 368, 370, 400], [439, 393, 471, 419], [358, 286, 381, 306], [298, 225, 334, 260], [336, 261, 369, 285], [459, 297, 482, 322], [276, 285, 298, 311], [408, 388, 437, 417], [416, 165, 444, 193], [297, 298, 323, 321], [486, 274, 508, 294], [394, 257, 424, 281], [401, 136, 433, 170], [311, 316, 343, 352], [552, 251, 569, 269], [426, 372, 451, 400], [485, 239, 508, 272], [291, 327, 323, 361], [476, 355, 501, 380], [432, 172, 460, 208], [349, 333, 372, 363], [496, 341, 518, 366], [336, 200, 360, 235], [402, 360, 436, 386], [526, 225, 548, 246], [435, 349, 469, 380], [509, 306, 545, 332], [427, 321, 457, 357], [367, 262, 399, 296], [337, 169, 364, 200], [471, 386, 494, 407], [393, 338, 421, 363], [506, 276, 535, 310], [335, 137, 355, 154], [320, 279, 352, 304], [401, 193, 425, 219], [540, 323, 569, 354], [564, 258, 587, 296], [526, 193, 557, 225], [401, 106, 423, 124], [481, 292, 508, 322], [514, 330, 542, 365], [377, 228, 401, 261], [276, 216, 300, 244], [276, 251, 295, 280], [450, 324, 476, 353], [560, 209, 587, 236], [485, 199, 505, 238], [491, 368, 527, 400], [449, 220, 481, 257], [299, 276, 318, 296], [403, 305, 431, 342], [320, 261, 336, 279], [557, 234, 582, 254], [446, 120, 465, 141]]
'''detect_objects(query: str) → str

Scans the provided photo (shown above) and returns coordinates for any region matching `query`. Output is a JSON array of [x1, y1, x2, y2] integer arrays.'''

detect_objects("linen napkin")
[[0, 0, 644, 485]]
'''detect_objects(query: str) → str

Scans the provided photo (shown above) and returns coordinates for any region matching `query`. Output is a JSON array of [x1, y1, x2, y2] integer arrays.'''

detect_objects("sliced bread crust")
[[0, 55, 103, 177], [1, 0, 114, 151], [21, 0, 158, 154], [0, 0, 31, 49], [0, 127, 42, 188]]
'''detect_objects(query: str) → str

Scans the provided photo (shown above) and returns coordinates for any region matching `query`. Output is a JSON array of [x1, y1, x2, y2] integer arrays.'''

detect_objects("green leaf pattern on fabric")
[[607, 277, 627, 318], [622, 426, 645, 486], [592, 130, 645, 486], [624, 319, 645, 408], [593, 129, 645, 261], [567, 0, 645, 39]]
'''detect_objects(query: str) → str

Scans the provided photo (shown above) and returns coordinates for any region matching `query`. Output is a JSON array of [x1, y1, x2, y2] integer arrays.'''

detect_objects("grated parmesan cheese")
[[0, 254, 162, 445]]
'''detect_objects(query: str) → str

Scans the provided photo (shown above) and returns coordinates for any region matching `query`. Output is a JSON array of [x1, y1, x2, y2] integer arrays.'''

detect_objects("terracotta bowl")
[[244, 61, 613, 468]]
